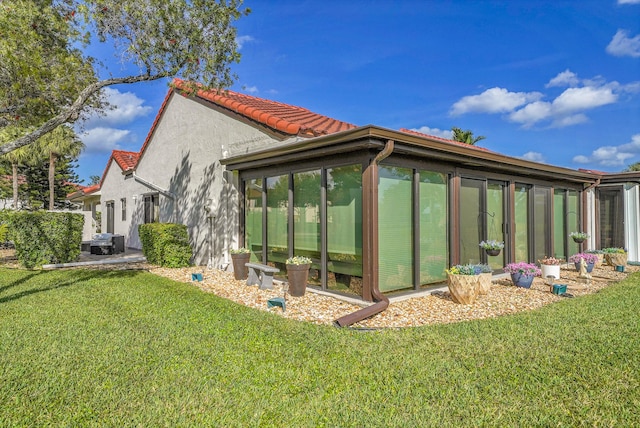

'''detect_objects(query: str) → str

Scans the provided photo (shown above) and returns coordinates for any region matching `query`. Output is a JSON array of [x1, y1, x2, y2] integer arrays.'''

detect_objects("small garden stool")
[[245, 262, 280, 290], [267, 297, 286, 311]]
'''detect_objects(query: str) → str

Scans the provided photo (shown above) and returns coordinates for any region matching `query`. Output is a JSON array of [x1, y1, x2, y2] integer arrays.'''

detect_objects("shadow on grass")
[[0, 269, 146, 305]]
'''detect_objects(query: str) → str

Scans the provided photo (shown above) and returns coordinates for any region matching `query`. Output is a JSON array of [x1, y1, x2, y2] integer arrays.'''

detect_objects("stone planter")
[[447, 273, 479, 304], [605, 253, 627, 267], [540, 264, 561, 280], [231, 253, 250, 280], [286, 263, 310, 297], [477, 272, 492, 295]]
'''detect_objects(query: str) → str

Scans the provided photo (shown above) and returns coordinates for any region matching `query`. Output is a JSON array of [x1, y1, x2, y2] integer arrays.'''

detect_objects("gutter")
[[334, 140, 394, 328], [132, 172, 175, 199]]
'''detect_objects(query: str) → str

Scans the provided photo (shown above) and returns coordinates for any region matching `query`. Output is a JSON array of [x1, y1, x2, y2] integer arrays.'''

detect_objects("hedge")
[[138, 223, 192, 268], [6, 211, 84, 268]]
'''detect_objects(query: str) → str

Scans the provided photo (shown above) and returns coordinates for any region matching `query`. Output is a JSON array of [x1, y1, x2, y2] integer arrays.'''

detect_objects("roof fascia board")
[[222, 125, 598, 183]]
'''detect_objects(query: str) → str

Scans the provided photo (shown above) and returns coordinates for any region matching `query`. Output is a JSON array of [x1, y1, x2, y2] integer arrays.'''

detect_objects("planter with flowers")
[[538, 256, 563, 280], [504, 262, 541, 288], [230, 247, 251, 280], [570, 231, 589, 244], [602, 247, 627, 267], [569, 253, 598, 273], [476, 264, 493, 295], [479, 240, 504, 257], [286, 256, 312, 297], [586, 249, 604, 267], [446, 264, 481, 304]]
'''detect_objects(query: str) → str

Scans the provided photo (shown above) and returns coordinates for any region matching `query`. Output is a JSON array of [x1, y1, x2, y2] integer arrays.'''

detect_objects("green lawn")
[[0, 267, 638, 427]]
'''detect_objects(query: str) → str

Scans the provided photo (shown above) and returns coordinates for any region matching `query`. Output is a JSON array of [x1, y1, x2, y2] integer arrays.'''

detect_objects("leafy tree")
[[89, 175, 101, 185], [0, 127, 37, 209], [22, 154, 81, 210], [623, 162, 640, 172], [451, 127, 486, 145], [33, 125, 84, 210], [0, 0, 250, 156]]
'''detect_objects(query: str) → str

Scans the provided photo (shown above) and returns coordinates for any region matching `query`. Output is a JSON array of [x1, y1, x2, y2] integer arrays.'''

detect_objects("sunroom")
[[222, 126, 599, 302]]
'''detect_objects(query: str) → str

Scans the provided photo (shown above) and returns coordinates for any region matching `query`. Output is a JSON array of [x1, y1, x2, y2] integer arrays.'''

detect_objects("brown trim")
[[222, 125, 598, 185]]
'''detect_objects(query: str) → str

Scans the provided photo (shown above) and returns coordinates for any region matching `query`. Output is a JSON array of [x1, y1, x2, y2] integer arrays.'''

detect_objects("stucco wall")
[[132, 92, 295, 267], [99, 161, 148, 248]]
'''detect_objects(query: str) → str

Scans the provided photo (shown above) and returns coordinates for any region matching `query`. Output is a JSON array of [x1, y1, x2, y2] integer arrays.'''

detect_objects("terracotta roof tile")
[[112, 150, 139, 171], [174, 79, 357, 137], [399, 128, 492, 152]]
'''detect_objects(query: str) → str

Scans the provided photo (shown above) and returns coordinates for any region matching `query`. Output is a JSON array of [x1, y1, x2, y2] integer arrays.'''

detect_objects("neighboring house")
[[89, 78, 638, 304], [67, 183, 101, 241]]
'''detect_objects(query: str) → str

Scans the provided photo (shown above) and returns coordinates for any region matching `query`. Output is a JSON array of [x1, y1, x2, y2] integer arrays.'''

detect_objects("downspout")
[[334, 139, 394, 328]]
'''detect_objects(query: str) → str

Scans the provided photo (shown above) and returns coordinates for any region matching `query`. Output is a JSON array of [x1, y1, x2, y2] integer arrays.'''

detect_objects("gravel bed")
[[2, 248, 635, 329], [149, 263, 637, 329]]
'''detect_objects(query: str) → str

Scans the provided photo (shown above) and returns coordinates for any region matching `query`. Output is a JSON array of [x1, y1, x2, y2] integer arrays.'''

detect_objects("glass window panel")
[[245, 178, 263, 262], [460, 178, 483, 265], [419, 170, 447, 285], [266, 175, 288, 272], [327, 165, 362, 295], [378, 166, 413, 292], [567, 190, 580, 255], [533, 187, 551, 263], [514, 184, 530, 262], [486, 182, 505, 269], [553, 190, 566, 260], [293, 170, 321, 286]]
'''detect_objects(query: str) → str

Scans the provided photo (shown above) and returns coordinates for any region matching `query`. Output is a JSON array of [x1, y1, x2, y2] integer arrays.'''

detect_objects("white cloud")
[[572, 134, 640, 167], [618, 0, 640, 4], [546, 70, 580, 88], [521, 152, 546, 163], [236, 35, 254, 50], [552, 86, 617, 113], [84, 88, 152, 127], [508, 101, 552, 127], [411, 126, 453, 139], [79, 127, 132, 154], [457, 70, 639, 129], [243, 85, 259, 94], [606, 29, 640, 58], [550, 114, 588, 128], [450, 87, 543, 116]]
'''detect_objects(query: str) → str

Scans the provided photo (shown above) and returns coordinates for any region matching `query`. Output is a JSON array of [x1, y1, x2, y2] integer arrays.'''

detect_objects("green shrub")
[[7, 211, 83, 268], [138, 223, 192, 267]]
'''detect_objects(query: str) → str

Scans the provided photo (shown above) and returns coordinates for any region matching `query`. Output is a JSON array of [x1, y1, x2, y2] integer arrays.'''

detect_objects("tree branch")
[[0, 72, 169, 156]]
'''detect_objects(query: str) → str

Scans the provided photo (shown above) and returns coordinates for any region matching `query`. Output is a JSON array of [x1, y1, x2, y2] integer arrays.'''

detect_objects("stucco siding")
[[132, 92, 290, 266]]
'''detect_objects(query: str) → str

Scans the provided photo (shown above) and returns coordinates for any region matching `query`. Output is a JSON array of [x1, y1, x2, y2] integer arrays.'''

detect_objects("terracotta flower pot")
[[231, 253, 250, 280], [286, 263, 310, 297]]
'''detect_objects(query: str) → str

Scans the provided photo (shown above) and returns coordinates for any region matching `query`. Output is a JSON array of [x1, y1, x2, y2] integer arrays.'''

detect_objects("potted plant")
[[504, 262, 541, 288], [479, 240, 504, 256], [446, 264, 481, 304], [230, 247, 251, 280], [569, 253, 599, 273], [538, 256, 563, 280], [286, 255, 312, 297], [602, 247, 627, 267], [476, 264, 493, 295], [585, 249, 604, 267], [569, 231, 589, 244]]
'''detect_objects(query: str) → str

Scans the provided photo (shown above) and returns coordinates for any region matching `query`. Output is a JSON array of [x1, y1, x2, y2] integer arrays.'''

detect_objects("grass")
[[0, 267, 639, 427]]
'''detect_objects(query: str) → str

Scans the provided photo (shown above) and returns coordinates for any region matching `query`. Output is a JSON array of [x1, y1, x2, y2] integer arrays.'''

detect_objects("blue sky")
[[76, 0, 640, 183]]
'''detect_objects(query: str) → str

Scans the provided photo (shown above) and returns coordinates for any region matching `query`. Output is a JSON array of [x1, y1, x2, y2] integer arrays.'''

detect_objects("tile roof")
[[173, 79, 357, 137], [111, 150, 139, 171], [399, 128, 492, 152]]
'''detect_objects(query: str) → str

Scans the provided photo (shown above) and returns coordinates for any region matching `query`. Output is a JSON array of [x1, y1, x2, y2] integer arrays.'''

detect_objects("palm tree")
[[1, 127, 34, 209], [451, 127, 486, 145], [34, 125, 84, 210]]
